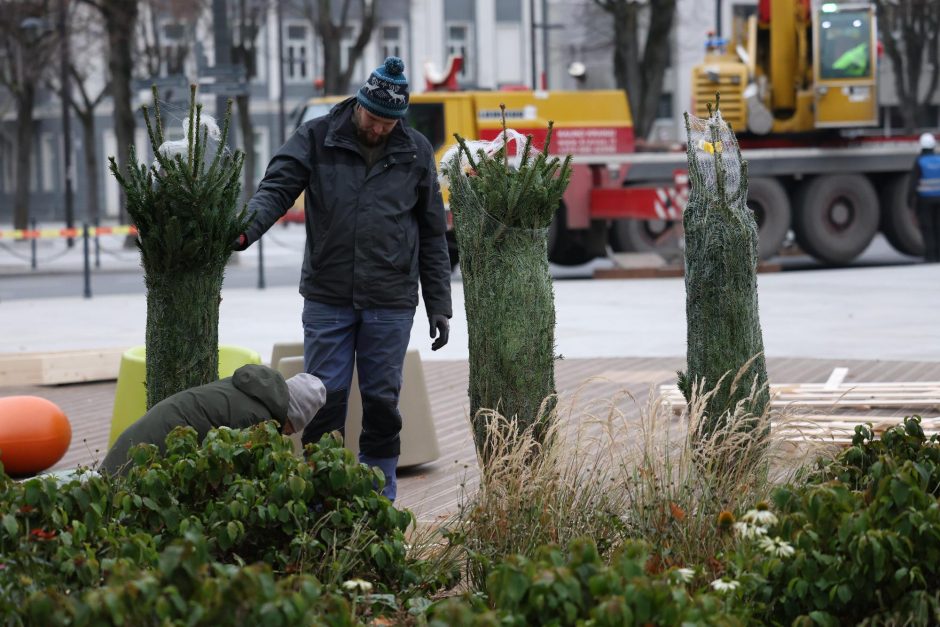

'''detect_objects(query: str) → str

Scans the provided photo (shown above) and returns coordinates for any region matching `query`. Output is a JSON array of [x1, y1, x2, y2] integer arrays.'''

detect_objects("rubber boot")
[[358, 453, 399, 502]]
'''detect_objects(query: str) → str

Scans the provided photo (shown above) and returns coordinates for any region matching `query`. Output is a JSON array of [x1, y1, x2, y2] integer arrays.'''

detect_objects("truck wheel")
[[548, 202, 592, 265], [609, 218, 682, 254], [793, 174, 879, 265], [879, 173, 924, 257], [746, 177, 791, 259]]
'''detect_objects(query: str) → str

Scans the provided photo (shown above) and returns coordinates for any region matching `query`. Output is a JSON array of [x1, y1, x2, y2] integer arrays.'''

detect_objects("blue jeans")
[[300, 299, 415, 458]]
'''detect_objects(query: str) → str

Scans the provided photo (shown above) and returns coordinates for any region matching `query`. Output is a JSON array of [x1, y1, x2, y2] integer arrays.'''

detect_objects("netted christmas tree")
[[444, 108, 572, 462], [677, 98, 770, 439], [109, 86, 248, 409]]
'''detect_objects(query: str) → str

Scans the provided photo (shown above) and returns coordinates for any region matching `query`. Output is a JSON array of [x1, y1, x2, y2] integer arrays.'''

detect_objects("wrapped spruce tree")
[[677, 99, 769, 439], [109, 86, 248, 408], [444, 109, 572, 461]]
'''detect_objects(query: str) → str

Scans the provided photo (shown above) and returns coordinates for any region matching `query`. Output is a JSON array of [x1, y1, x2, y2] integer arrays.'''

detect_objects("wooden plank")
[[824, 367, 849, 390], [0, 348, 127, 386]]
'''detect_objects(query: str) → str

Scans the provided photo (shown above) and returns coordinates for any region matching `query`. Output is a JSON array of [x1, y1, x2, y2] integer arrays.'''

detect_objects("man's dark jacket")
[[100, 365, 289, 475], [240, 97, 452, 317]]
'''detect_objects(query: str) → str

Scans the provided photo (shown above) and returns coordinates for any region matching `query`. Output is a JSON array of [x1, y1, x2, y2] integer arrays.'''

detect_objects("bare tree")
[[230, 0, 266, 204], [138, 3, 190, 77], [80, 0, 139, 224], [303, 0, 377, 95], [594, 0, 677, 142], [0, 0, 58, 229], [875, 0, 940, 131], [136, 0, 203, 102], [46, 2, 110, 223]]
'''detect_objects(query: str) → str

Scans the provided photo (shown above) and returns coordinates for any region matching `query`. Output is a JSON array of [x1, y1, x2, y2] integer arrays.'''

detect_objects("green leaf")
[[2, 514, 18, 537], [808, 611, 839, 627]]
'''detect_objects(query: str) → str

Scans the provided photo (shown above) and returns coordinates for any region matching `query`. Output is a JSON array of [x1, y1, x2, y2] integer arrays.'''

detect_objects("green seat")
[[108, 344, 262, 447]]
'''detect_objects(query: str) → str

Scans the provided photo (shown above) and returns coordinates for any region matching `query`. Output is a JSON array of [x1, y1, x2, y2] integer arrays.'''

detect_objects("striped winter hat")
[[357, 56, 409, 119]]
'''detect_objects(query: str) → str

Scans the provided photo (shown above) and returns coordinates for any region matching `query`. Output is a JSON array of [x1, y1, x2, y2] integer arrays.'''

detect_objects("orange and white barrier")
[[0, 225, 138, 240]]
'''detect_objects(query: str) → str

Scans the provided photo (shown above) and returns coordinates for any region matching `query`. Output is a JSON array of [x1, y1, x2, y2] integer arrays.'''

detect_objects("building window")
[[496, 0, 522, 22], [284, 22, 312, 83], [0, 138, 13, 193], [253, 127, 269, 183], [232, 19, 265, 82], [446, 22, 473, 80], [40, 133, 56, 193], [657, 92, 673, 120], [160, 20, 188, 76], [340, 24, 366, 84], [380, 23, 403, 60]]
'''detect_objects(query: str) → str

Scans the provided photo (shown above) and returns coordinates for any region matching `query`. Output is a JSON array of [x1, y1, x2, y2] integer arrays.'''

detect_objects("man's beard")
[[356, 127, 387, 147]]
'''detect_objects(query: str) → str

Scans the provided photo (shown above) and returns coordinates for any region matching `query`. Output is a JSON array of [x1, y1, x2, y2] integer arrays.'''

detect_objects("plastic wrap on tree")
[[678, 99, 769, 439]]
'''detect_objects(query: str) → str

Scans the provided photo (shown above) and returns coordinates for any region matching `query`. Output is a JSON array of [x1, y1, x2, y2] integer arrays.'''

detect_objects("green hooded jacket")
[[100, 364, 289, 475]]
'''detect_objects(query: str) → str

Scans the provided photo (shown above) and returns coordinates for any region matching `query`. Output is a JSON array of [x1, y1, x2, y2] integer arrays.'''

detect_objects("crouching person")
[[100, 365, 326, 476]]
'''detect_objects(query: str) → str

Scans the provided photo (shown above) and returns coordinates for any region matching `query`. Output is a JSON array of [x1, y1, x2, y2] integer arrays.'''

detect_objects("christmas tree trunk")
[[445, 111, 572, 461], [678, 100, 770, 439], [109, 86, 247, 409]]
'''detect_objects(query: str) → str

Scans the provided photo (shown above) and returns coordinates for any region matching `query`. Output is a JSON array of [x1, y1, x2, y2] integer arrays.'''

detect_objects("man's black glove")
[[429, 314, 449, 351], [232, 233, 248, 251]]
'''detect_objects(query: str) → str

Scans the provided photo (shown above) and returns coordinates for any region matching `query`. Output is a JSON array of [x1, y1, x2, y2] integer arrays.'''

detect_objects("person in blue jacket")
[[232, 57, 452, 501], [908, 132, 940, 262]]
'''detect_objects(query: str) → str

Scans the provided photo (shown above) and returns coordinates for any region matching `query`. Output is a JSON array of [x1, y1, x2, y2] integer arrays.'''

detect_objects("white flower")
[[733, 521, 768, 539], [742, 509, 778, 527], [758, 536, 795, 558], [672, 567, 695, 584], [710, 578, 740, 593], [342, 578, 373, 593]]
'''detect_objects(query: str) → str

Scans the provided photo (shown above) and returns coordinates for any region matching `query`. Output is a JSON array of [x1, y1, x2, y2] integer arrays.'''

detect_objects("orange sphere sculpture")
[[0, 396, 72, 477]]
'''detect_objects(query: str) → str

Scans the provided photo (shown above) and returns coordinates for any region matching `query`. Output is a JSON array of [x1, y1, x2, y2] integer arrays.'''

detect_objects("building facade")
[[1, 0, 936, 225]]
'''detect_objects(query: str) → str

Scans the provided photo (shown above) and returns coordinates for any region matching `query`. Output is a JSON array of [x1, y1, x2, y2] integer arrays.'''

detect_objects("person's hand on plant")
[[429, 314, 449, 351]]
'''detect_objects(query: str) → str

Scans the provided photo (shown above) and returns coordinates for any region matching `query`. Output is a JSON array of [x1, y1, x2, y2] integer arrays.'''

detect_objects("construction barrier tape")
[[0, 225, 138, 240]]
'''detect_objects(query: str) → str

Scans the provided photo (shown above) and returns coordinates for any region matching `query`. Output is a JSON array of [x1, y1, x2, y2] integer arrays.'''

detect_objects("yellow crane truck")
[[672, 0, 924, 264], [292, 0, 928, 267]]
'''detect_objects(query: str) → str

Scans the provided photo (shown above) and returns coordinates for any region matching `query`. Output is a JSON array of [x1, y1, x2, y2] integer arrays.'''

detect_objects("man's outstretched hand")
[[429, 314, 449, 351]]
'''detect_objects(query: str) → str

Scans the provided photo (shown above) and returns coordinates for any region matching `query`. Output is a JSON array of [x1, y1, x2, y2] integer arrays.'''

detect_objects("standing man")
[[234, 57, 452, 501], [908, 132, 940, 263]]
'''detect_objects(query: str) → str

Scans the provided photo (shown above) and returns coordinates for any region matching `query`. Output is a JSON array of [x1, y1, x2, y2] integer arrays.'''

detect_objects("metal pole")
[[715, 0, 722, 38], [94, 216, 101, 268], [212, 0, 233, 145], [541, 0, 549, 89], [60, 0, 75, 247], [277, 0, 286, 145], [82, 221, 91, 298], [257, 237, 265, 289], [30, 219, 37, 270], [529, 0, 537, 89]]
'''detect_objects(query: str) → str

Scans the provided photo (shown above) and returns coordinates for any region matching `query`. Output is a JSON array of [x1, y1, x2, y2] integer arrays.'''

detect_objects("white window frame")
[[445, 21, 473, 82], [378, 21, 405, 61], [231, 17, 267, 84], [340, 23, 366, 85], [158, 18, 189, 76], [283, 20, 313, 85]]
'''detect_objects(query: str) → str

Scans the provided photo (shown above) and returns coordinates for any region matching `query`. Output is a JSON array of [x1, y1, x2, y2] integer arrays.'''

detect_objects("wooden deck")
[[3, 356, 939, 522]]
